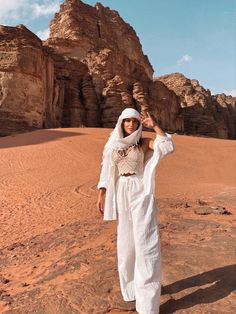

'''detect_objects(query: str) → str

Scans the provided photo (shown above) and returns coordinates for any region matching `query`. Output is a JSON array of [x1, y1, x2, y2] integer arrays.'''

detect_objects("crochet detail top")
[[111, 145, 144, 176]]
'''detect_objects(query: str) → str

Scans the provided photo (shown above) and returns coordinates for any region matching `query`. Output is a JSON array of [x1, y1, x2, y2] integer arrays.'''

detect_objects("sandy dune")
[[0, 128, 235, 313]]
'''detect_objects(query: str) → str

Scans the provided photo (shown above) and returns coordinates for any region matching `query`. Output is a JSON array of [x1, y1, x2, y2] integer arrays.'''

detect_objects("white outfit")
[[116, 175, 162, 314], [97, 108, 175, 314]]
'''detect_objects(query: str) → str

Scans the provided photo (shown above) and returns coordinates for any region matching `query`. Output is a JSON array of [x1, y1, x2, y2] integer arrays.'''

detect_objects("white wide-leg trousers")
[[116, 175, 162, 314]]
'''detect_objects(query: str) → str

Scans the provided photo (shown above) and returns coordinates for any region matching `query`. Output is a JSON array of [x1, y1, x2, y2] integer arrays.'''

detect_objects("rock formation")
[[157, 73, 236, 139], [212, 93, 236, 139], [0, 25, 52, 136], [0, 0, 235, 138], [47, 0, 151, 127], [45, 48, 98, 128], [46, 0, 183, 131], [0, 24, 99, 136]]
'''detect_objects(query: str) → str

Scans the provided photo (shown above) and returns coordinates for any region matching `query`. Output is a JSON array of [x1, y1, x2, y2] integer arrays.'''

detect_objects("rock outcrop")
[[0, 25, 53, 136], [49, 0, 153, 79], [45, 0, 183, 131], [212, 93, 236, 139], [0, 0, 235, 138], [157, 73, 236, 139]]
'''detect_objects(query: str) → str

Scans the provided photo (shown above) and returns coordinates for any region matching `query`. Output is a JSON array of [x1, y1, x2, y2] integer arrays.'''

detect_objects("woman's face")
[[122, 118, 139, 136]]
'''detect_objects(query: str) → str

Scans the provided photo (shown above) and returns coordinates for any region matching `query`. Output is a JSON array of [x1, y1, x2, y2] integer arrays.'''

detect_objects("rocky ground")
[[0, 128, 235, 313]]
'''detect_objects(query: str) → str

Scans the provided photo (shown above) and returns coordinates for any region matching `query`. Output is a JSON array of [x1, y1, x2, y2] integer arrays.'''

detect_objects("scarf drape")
[[104, 108, 142, 151]]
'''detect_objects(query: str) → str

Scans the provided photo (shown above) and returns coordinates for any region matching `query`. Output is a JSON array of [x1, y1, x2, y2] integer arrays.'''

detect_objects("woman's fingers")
[[97, 201, 104, 215], [147, 111, 151, 118], [140, 113, 147, 121], [140, 113, 145, 120], [100, 203, 104, 214]]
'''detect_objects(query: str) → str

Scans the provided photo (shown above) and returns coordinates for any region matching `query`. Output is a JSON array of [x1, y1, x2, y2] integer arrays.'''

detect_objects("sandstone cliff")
[[0, 0, 235, 139], [156, 73, 236, 139], [0, 25, 53, 136], [45, 0, 183, 131]]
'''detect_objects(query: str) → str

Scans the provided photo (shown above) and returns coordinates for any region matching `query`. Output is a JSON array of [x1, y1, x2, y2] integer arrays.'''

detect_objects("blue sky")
[[0, 0, 235, 96]]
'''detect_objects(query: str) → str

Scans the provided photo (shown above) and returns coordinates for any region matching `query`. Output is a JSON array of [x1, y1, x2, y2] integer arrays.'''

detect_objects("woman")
[[97, 108, 175, 314]]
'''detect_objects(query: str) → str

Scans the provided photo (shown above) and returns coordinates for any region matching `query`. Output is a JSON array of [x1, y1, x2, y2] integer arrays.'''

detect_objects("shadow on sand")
[[161, 264, 236, 313], [0, 129, 86, 149]]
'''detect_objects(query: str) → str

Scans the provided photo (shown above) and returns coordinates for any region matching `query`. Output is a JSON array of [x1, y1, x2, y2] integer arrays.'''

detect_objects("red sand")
[[0, 128, 235, 248], [0, 128, 235, 313]]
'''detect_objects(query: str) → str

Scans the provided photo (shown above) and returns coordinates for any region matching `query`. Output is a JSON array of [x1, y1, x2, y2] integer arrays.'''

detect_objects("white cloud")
[[32, 2, 61, 18], [223, 89, 236, 97], [0, 0, 28, 23], [178, 54, 193, 65], [0, 0, 62, 24], [36, 28, 50, 40]]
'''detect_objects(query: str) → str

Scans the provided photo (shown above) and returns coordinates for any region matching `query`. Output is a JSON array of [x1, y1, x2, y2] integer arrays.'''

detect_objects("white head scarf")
[[104, 108, 142, 151]]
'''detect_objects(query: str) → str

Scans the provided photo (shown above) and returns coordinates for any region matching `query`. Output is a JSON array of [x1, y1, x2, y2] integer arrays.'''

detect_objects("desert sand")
[[0, 128, 235, 313]]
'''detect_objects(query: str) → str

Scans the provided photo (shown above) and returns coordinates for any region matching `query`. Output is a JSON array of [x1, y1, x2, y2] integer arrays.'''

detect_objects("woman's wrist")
[[152, 120, 160, 130], [99, 188, 106, 196], [153, 123, 166, 136]]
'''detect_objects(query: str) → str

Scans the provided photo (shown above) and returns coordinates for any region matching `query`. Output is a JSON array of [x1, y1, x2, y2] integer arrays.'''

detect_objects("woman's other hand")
[[97, 188, 106, 215]]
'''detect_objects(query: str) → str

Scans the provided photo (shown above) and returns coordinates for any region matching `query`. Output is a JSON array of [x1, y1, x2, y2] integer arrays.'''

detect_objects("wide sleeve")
[[143, 132, 175, 196], [155, 132, 175, 160], [97, 148, 112, 189]]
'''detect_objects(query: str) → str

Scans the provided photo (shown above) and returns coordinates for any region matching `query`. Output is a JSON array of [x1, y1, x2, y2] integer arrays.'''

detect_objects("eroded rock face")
[[0, 25, 51, 136], [46, 0, 151, 127], [45, 49, 98, 128], [49, 0, 153, 79], [0, 23, 99, 136], [45, 0, 183, 132], [212, 93, 236, 139], [150, 80, 184, 133], [157, 73, 236, 139]]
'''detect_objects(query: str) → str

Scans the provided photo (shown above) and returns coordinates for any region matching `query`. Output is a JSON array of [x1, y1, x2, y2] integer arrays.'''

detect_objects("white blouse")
[[111, 145, 144, 176]]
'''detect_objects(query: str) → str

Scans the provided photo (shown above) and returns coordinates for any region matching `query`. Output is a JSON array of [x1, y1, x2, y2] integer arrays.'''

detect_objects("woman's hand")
[[140, 112, 157, 129], [97, 189, 106, 215]]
